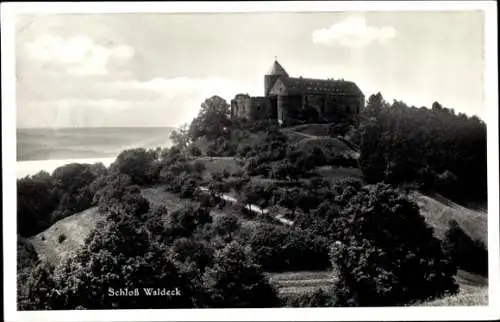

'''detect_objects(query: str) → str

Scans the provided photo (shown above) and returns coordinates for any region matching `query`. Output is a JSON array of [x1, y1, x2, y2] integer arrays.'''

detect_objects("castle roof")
[[266, 60, 289, 77], [281, 77, 363, 96]]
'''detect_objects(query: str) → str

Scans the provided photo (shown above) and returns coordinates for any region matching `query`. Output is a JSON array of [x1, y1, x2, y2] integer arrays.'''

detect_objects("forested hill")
[[16, 93, 488, 309], [355, 93, 487, 206]]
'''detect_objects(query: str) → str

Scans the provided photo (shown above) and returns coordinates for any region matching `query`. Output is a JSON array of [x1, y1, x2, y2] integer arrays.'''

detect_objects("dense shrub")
[[443, 220, 488, 276], [17, 236, 41, 305], [92, 173, 149, 216], [17, 163, 102, 237], [238, 222, 330, 272], [18, 262, 58, 310], [202, 241, 280, 308], [161, 204, 213, 243], [239, 182, 275, 213], [57, 234, 66, 244], [282, 289, 335, 307], [110, 148, 159, 185], [17, 171, 58, 236], [189, 145, 202, 157], [193, 160, 206, 174], [331, 183, 459, 306], [47, 209, 195, 309]]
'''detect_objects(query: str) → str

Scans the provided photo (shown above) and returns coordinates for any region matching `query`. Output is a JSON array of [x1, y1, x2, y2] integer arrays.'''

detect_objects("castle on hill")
[[230, 59, 365, 126]]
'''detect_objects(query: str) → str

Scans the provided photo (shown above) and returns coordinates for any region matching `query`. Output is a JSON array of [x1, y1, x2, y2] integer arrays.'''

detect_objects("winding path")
[[198, 186, 293, 226]]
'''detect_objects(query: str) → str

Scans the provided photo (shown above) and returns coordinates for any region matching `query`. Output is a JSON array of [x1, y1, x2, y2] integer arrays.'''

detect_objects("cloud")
[[23, 34, 135, 76], [113, 77, 235, 99], [312, 16, 397, 47], [17, 76, 238, 128]]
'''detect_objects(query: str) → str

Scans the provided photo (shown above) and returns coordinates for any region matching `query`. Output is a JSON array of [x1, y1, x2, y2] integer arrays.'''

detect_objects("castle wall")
[[250, 97, 274, 120], [231, 95, 274, 121], [278, 95, 303, 126], [231, 95, 253, 119], [322, 93, 364, 121]]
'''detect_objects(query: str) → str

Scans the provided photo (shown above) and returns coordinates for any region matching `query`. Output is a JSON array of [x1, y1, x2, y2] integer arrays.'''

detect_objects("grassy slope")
[[190, 157, 245, 180], [409, 191, 487, 245], [28, 207, 103, 267]]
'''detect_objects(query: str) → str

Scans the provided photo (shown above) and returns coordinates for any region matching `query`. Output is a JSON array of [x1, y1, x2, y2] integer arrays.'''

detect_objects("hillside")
[[29, 184, 266, 267], [29, 207, 103, 266], [410, 192, 487, 245], [25, 184, 489, 303]]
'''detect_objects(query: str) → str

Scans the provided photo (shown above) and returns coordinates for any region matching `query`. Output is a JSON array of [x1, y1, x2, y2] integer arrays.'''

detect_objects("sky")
[[15, 10, 485, 128]]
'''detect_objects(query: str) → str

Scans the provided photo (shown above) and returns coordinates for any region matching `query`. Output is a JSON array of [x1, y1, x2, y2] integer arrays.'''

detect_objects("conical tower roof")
[[266, 59, 289, 77]]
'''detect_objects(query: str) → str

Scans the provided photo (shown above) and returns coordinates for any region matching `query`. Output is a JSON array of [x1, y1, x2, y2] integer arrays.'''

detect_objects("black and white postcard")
[[2, 1, 499, 321]]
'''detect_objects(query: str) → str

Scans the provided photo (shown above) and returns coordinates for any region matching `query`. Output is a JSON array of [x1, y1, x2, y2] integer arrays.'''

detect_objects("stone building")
[[230, 59, 365, 126]]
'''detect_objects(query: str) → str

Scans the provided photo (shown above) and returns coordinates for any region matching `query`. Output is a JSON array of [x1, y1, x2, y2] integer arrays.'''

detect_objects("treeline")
[[357, 93, 487, 204], [17, 163, 108, 237]]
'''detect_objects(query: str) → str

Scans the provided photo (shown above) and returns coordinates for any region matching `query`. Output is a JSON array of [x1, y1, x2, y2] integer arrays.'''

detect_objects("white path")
[[198, 186, 294, 226]]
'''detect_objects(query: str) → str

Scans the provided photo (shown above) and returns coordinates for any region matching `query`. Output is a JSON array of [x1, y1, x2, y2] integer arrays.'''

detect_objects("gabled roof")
[[281, 77, 363, 95], [266, 60, 289, 77]]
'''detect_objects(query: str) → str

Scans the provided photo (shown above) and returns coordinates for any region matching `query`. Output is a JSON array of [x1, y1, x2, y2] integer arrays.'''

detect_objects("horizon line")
[[16, 126, 179, 130]]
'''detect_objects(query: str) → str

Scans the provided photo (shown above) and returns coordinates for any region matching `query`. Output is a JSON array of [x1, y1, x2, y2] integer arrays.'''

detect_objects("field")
[[268, 271, 336, 295], [270, 269, 488, 306], [190, 157, 245, 180]]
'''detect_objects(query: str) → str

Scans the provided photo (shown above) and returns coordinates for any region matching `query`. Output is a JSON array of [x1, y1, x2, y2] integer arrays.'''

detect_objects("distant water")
[[17, 127, 174, 178]]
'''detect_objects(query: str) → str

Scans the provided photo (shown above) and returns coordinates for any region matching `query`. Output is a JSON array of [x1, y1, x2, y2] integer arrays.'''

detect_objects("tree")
[[188, 96, 232, 141], [162, 204, 213, 243], [17, 164, 101, 237], [18, 262, 59, 310], [169, 237, 215, 307], [270, 160, 300, 182], [110, 148, 158, 185], [17, 171, 58, 236], [170, 123, 191, 150], [357, 94, 487, 204], [275, 187, 303, 218], [364, 92, 387, 117], [294, 200, 343, 241], [239, 222, 330, 272], [240, 182, 274, 215], [92, 173, 149, 217], [212, 213, 241, 242], [443, 220, 488, 276], [202, 241, 280, 308], [50, 208, 195, 309], [331, 183, 458, 306]]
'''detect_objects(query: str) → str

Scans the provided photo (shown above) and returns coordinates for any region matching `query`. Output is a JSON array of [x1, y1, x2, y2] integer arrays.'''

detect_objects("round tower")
[[264, 59, 289, 96]]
